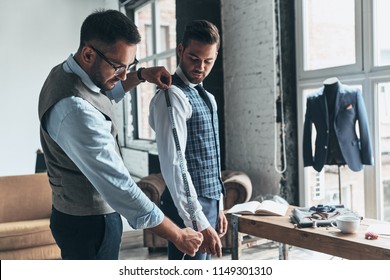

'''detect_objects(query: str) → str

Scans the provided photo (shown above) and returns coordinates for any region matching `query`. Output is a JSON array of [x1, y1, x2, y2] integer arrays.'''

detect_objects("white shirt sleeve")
[[149, 86, 211, 231]]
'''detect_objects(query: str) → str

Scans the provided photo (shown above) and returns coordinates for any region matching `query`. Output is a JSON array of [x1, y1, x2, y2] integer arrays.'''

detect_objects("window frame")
[[296, 0, 390, 219], [121, 0, 176, 151], [295, 0, 363, 80]]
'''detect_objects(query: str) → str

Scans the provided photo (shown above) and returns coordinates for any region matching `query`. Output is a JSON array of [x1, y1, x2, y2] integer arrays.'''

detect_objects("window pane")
[[377, 82, 390, 221], [374, 0, 390, 66], [136, 4, 152, 60], [134, 0, 176, 140], [158, 56, 176, 74], [158, 0, 176, 52], [302, 0, 356, 70], [305, 166, 365, 214], [136, 61, 155, 140]]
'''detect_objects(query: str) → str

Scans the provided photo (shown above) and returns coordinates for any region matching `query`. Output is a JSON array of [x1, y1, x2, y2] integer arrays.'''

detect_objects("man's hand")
[[200, 226, 223, 257], [217, 210, 228, 237], [122, 66, 172, 92], [173, 227, 204, 257], [148, 217, 203, 257], [142, 66, 172, 89]]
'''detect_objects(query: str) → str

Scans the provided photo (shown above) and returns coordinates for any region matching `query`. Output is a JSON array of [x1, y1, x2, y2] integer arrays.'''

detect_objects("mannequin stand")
[[338, 165, 342, 205]]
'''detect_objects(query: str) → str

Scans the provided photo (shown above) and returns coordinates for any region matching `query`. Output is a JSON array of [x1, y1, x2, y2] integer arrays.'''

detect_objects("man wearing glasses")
[[38, 9, 202, 260]]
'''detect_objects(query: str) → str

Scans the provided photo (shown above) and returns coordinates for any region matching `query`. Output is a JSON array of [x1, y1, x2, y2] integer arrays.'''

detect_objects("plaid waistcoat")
[[173, 74, 224, 199]]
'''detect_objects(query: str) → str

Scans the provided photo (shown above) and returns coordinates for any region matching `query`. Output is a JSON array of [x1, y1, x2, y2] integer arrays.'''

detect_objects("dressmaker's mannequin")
[[303, 77, 373, 172], [323, 78, 346, 166], [323, 77, 339, 85]]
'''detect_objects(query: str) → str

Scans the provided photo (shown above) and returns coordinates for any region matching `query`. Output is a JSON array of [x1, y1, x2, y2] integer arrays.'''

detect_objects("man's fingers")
[[160, 74, 172, 88], [217, 211, 228, 237], [180, 228, 205, 257], [156, 77, 169, 90], [200, 244, 207, 254], [186, 250, 196, 257], [215, 243, 222, 257]]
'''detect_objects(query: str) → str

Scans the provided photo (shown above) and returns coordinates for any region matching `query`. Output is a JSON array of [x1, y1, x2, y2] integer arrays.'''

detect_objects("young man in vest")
[[38, 9, 202, 260], [149, 20, 227, 260]]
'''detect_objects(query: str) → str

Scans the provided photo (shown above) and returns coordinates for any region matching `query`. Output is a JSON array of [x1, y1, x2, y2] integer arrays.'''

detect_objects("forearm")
[[147, 217, 181, 243], [148, 217, 204, 257], [121, 66, 171, 92], [121, 71, 143, 92]]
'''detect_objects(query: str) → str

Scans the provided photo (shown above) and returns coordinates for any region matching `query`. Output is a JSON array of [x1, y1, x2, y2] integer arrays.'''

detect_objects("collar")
[[176, 66, 203, 89], [63, 54, 101, 93]]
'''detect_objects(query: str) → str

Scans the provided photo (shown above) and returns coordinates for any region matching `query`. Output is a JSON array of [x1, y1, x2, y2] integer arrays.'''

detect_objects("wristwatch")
[[137, 67, 146, 83]]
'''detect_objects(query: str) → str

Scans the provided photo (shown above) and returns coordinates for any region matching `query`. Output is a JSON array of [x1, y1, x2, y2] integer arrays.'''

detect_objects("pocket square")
[[345, 104, 353, 110]]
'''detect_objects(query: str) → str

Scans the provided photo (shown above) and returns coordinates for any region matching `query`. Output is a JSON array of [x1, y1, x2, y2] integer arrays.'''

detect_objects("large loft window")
[[296, 0, 390, 220], [296, 0, 362, 80], [302, 0, 356, 71], [376, 82, 390, 219], [124, 0, 176, 142], [373, 0, 390, 66]]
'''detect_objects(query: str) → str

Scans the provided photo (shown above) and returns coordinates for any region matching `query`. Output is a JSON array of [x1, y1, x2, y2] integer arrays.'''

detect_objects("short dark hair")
[[79, 9, 141, 48], [181, 20, 220, 50]]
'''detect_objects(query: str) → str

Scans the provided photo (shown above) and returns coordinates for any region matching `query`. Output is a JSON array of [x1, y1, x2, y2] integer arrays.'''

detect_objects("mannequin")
[[303, 77, 373, 173], [303, 77, 374, 204], [323, 78, 346, 166], [323, 77, 339, 85]]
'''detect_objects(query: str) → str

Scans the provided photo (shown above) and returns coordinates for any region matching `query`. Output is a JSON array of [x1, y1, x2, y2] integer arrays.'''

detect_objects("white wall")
[[0, 0, 119, 176]]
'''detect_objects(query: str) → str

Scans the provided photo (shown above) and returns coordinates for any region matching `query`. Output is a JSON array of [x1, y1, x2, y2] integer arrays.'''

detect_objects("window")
[[302, 0, 356, 71], [377, 82, 390, 218], [124, 0, 176, 143], [296, 0, 390, 220], [373, 0, 390, 66]]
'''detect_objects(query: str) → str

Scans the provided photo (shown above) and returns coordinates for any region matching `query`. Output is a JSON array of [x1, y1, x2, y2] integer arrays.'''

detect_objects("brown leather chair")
[[137, 170, 252, 251]]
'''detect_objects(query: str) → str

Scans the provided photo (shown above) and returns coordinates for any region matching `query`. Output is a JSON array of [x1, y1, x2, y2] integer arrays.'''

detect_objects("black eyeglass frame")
[[90, 45, 138, 76]]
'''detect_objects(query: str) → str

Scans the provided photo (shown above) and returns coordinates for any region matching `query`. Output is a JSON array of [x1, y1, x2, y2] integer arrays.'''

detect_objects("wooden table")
[[230, 207, 390, 260]]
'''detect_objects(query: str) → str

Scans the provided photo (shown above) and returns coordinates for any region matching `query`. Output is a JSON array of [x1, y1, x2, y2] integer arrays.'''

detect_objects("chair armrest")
[[137, 173, 166, 207], [222, 170, 252, 209]]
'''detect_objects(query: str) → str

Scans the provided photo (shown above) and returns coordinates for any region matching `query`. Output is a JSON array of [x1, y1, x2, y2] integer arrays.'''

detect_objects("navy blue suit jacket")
[[303, 82, 374, 172]]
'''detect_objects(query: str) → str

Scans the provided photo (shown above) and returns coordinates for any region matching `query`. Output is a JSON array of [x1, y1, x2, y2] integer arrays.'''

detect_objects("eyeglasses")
[[90, 45, 138, 76]]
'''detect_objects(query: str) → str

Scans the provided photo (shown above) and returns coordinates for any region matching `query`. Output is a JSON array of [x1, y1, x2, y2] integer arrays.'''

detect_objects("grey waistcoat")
[[38, 62, 120, 216]]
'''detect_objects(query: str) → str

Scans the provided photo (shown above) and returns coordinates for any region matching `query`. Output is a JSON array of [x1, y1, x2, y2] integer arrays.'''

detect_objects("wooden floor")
[[119, 230, 342, 260]]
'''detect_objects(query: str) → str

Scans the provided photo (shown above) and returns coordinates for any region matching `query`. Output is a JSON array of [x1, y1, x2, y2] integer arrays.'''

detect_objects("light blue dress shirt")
[[43, 55, 164, 229]]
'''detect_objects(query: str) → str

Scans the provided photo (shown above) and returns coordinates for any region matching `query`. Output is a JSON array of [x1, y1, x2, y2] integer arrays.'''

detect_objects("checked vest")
[[172, 74, 224, 199]]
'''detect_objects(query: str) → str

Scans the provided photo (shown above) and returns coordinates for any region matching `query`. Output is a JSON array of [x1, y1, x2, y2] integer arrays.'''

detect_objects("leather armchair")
[[136, 173, 167, 249], [137, 170, 252, 251]]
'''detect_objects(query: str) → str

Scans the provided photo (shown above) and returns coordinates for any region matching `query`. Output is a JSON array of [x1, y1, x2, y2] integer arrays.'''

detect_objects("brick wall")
[[222, 0, 286, 199]]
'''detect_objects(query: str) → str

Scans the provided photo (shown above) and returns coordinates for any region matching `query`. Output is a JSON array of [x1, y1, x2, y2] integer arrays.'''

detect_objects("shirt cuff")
[[133, 203, 165, 229], [219, 193, 224, 211], [193, 209, 211, 232]]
